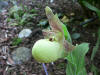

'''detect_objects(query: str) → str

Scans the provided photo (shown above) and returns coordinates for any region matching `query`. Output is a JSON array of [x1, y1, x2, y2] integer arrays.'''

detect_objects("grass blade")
[[91, 28, 100, 60], [82, 1, 100, 20]]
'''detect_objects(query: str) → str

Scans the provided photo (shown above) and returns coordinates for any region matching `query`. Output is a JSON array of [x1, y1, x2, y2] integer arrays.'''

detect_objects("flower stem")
[[42, 63, 48, 75]]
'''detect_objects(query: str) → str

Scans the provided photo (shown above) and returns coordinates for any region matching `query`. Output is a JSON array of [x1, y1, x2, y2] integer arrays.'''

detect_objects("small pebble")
[[18, 29, 32, 38]]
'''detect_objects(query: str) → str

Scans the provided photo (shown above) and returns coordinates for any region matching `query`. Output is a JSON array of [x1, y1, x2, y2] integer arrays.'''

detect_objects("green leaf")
[[62, 24, 72, 43], [66, 62, 87, 75], [9, 5, 23, 16], [66, 43, 89, 75], [14, 13, 21, 21], [82, 1, 100, 20], [91, 64, 100, 75], [66, 62, 75, 75], [10, 23, 18, 26], [29, 9, 38, 13], [91, 28, 100, 60], [12, 38, 22, 46]]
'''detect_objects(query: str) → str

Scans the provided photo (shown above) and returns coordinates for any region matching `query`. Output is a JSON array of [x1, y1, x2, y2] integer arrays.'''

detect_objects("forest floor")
[[0, 0, 100, 75]]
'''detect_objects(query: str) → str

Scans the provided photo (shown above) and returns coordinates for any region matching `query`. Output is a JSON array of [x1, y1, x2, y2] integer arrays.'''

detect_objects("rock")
[[88, 72, 93, 75], [50, 0, 54, 3], [18, 29, 32, 38], [0, 1, 8, 9], [0, 1, 8, 12], [11, 47, 32, 64], [72, 33, 80, 40]]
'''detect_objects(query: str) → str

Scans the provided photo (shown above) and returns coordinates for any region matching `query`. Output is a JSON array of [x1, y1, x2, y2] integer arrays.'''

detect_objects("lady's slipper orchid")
[[32, 6, 74, 63], [32, 39, 65, 63]]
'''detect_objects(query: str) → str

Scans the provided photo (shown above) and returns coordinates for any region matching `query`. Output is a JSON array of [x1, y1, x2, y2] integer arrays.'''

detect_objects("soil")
[[0, 0, 100, 75]]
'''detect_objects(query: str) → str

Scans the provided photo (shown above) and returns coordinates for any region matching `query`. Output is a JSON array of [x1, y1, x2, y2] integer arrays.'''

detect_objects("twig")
[[80, 16, 98, 26]]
